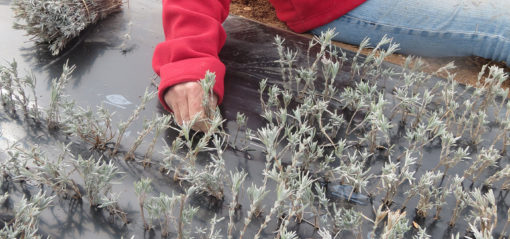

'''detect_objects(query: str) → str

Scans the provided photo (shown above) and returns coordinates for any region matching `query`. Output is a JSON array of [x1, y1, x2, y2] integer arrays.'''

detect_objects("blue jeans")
[[311, 0, 510, 66]]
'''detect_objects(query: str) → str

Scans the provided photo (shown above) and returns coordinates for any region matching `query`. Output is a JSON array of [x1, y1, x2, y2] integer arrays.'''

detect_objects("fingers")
[[178, 97, 190, 125], [164, 90, 181, 125], [210, 94, 218, 109], [170, 103, 182, 125], [187, 86, 209, 132], [165, 85, 189, 126], [196, 94, 218, 132], [164, 81, 219, 132]]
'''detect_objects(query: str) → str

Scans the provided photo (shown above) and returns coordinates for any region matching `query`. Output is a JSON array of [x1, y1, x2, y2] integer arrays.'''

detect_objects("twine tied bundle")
[[11, 0, 123, 55]]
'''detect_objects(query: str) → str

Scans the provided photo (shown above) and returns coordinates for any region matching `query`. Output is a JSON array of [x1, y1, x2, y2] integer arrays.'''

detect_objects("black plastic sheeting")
[[1, 0, 509, 238]]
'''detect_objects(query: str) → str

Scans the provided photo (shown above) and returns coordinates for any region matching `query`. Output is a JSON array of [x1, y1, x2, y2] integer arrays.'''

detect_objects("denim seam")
[[341, 14, 510, 44]]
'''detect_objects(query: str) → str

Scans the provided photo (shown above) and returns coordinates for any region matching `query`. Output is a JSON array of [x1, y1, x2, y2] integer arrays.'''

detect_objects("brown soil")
[[230, 0, 510, 89], [230, 0, 287, 29]]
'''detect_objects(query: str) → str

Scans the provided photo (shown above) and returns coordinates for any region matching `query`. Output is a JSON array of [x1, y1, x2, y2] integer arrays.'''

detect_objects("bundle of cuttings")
[[11, 0, 123, 55]]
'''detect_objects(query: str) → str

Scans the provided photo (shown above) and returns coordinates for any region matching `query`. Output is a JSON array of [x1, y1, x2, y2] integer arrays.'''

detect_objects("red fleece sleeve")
[[152, 0, 231, 111]]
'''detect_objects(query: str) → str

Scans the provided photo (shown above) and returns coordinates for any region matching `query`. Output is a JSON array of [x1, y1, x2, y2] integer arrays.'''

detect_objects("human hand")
[[164, 81, 218, 132]]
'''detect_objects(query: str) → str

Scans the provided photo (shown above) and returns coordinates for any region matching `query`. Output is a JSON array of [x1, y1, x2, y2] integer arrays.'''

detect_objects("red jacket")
[[152, 0, 365, 111]]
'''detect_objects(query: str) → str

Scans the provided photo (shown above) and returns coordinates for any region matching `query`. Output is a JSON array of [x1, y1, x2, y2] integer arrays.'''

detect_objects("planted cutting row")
[[1, 29, 510, 239]]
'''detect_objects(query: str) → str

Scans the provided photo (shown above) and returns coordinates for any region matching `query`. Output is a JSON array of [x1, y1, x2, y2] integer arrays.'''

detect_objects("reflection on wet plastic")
[[104, 94, 132, 109], [328, 184, 370, 205], [106, 94, 132, 106]]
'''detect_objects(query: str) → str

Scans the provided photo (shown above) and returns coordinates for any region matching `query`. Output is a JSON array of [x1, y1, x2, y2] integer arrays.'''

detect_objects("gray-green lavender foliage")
[[0, 62, 16, 111], [134, 178, 153, 229], [227, 170, 247, 239], [153, 30, 508, 238], [467, 189, 498, 236], [1, 142, 29, 182], [413, 225, 431, 239], [143, 187, 198, 238], [239, 182, 268, 239], [179, 152, 226, 200], [73, 155, 123, 207], [19, 143, 81, 198], [144, 192, 181, 235], [143, 114, 172, 166], [196, 214, 224, 239], [73, 155, 128, 223], [449, 175, 469, 227], [12, 0, 123, 55], [381, 210, 410, 239], [47, 61, 75, 129], [464, 146, 500, 183], [410, 171, 443, 218], [0, 60, 175, 233], [63, 104, 116, 150], [113, 87, 157, 155], [200, 71, 217, 118], [485, 164, 510, 189], [331, 205, 363, 237], [176, 29, 510, 238], [0, 191, 54, 238], [380, 151, 416, 205], [158, 74, 227, 200], [0, 60, 40, 121], [3, 27, 510, 239]]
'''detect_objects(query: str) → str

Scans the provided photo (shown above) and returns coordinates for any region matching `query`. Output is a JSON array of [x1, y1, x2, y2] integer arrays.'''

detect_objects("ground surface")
[[2, 1, 510, 237], [230, 0, 510, 89]]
